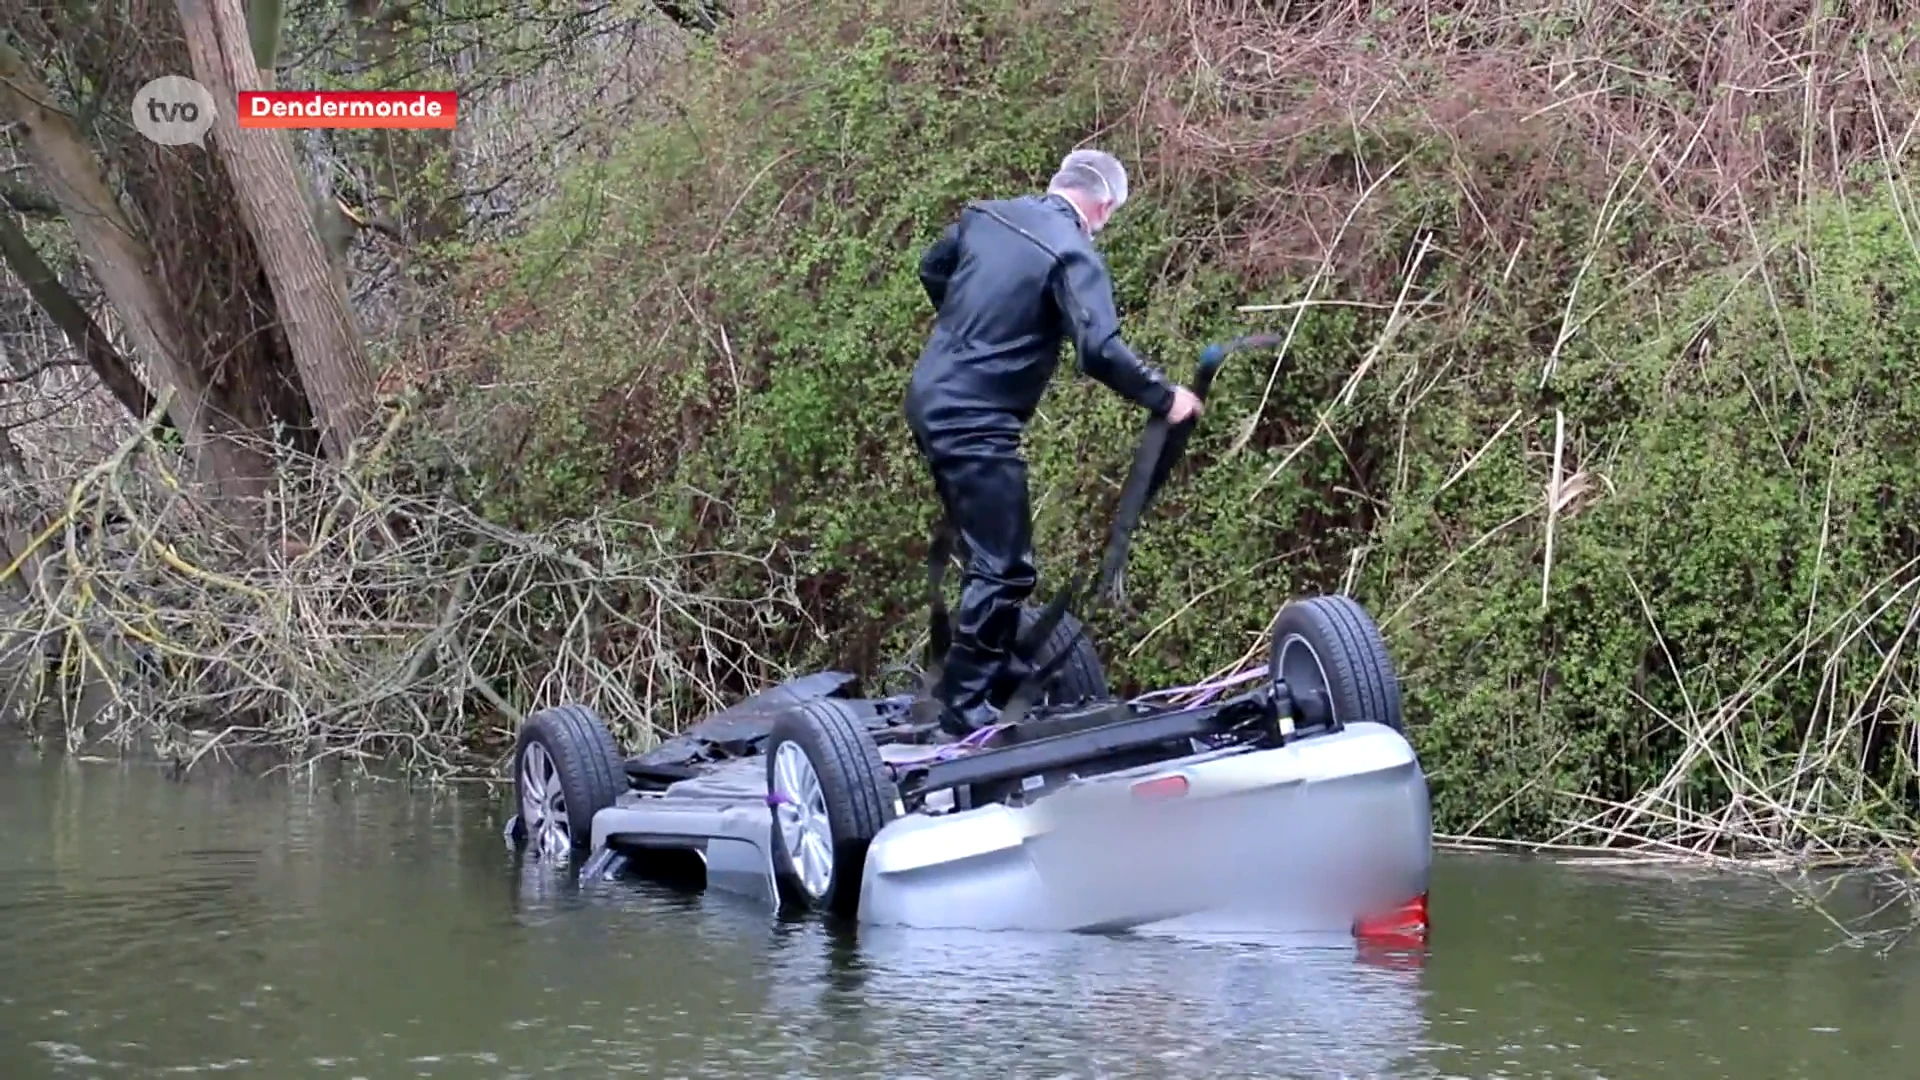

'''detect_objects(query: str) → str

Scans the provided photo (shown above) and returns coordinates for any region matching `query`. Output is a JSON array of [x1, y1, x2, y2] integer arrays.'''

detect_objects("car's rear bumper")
[[857, 721, 1430, 933]]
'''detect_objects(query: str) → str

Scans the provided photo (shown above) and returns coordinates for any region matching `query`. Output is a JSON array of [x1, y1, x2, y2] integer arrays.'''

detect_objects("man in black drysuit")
[[904, 149, 1205, 734]]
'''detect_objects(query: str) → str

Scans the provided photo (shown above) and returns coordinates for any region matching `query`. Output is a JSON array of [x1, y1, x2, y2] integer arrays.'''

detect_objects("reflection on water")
[[1, 745, 1916, 1079], [841, 926, 1428, 1078]]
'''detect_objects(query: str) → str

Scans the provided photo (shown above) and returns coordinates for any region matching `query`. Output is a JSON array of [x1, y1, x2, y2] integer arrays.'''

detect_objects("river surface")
[[2, 745, 1917, 1079]]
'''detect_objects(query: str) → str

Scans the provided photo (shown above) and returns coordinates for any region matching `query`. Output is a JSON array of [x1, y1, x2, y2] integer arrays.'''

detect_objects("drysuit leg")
[[920, 439, 1038, 721]]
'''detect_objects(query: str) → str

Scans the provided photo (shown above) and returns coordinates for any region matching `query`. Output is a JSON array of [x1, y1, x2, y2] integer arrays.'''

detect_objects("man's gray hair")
[[1048, 148, 1129, 208]]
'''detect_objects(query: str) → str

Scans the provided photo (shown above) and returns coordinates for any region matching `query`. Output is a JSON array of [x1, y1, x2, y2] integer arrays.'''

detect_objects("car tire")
[[1269, 595, 1404, 732], [1022, 604, 1108, 704], [766, 697, 899, 918], [513, 704, 626, 860]]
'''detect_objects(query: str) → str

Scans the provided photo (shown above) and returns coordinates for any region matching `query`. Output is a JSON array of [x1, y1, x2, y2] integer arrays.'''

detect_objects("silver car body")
[[581, 718, 1430, 935]]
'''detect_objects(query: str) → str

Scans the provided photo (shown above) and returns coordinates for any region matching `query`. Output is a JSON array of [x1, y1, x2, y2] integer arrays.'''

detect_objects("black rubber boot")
[[938, 700, 1001, 738], [921, 441, 1037, 727]]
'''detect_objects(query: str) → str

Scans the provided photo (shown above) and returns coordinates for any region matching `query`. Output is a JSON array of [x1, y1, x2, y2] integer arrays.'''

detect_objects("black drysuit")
[[904, 192, 1176, 724]]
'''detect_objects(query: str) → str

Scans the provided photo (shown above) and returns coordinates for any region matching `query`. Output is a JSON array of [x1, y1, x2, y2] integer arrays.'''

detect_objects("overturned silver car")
[[504, 594, 1431, 941], [505, 338, 1430, 940]]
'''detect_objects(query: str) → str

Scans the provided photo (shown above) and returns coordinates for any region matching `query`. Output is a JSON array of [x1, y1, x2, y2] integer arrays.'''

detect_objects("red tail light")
[[1130, 774, 1189, 801], [1353, 892, 1428, 945]]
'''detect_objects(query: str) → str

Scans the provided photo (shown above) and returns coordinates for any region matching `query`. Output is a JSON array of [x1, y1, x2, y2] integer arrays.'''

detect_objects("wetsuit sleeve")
[[918, 222, 961, 310], [1051, 244, 1176, 416]]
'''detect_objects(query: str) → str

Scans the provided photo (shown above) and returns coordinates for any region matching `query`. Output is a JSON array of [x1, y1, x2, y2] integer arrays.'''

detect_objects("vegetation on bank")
[[6, 0, 1920, 863], [417, 0, 1920, 854]]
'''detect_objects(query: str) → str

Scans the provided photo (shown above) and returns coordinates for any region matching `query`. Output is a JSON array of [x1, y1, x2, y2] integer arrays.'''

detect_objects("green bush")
[[421, 0, 1920, 846]]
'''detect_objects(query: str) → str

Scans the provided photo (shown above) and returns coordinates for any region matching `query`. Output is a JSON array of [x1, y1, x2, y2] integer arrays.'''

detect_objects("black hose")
[[998, 334, 1286, 723]]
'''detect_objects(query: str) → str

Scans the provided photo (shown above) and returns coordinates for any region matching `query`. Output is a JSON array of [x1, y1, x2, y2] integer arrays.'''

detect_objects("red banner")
[[237, 91, 458, 129]]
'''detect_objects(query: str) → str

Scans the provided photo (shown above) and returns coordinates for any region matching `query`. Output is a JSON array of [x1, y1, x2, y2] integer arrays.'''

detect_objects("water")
[[2, 746, 1916, 1079]]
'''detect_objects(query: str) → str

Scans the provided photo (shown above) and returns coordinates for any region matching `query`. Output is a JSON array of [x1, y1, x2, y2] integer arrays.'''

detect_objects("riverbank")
[[4, 0, 1920, 860], [418, 0, 1920, 851]]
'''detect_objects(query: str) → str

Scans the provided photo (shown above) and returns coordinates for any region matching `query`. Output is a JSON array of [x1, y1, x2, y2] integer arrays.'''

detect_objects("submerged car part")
[[502, 592, 1430, 938]]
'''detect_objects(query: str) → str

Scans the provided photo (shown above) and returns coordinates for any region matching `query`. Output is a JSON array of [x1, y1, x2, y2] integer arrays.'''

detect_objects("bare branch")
[[0, 208, 165, 424], [0, 176, 60, 217]]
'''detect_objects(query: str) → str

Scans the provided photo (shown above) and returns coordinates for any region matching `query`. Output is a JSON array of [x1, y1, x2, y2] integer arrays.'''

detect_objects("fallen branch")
[[0, 426, 807, 777]]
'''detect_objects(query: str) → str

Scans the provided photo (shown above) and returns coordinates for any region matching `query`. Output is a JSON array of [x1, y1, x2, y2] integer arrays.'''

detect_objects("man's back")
[[905, 193, 1097, 444]]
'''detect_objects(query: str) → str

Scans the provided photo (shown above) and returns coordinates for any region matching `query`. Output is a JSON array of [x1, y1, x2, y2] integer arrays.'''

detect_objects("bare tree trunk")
[[348, 1, 459, 249], [38, 1, 324, 459], [176, 0, 377, 463], [0, 209, 165, 425], [0, 42, 272, 511], [247, 0, 362, 277]]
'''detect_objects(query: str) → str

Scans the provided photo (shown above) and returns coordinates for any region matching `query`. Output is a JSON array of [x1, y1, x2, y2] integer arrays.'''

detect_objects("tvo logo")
[[131, 75, 217, 147]]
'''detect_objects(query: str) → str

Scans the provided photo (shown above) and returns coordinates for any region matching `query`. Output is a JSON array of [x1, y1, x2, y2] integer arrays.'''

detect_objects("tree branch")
[[650, 0, 728, 33], [0, 357, 86, 383], [0, 176, 61, 217], [0, 207, 169, 426]]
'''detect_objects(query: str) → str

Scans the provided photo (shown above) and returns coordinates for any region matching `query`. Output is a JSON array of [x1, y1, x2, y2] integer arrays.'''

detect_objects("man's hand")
[[1165, 385, 1203, 424]]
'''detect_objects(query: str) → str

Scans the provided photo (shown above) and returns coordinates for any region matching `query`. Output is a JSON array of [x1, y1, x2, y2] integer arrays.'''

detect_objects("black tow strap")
[[910, 522, 960, 726], [998, 333, 1286, 721], [999, 390, 1195, 725], [1096, 414, 1173, 606], [1094, 333, 1283, 605]]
